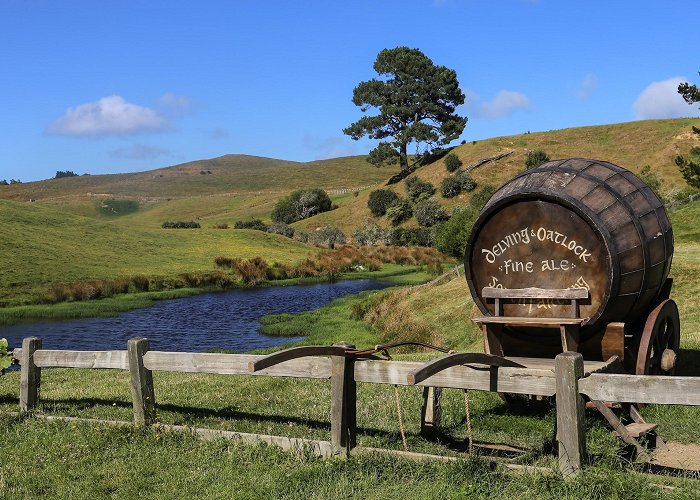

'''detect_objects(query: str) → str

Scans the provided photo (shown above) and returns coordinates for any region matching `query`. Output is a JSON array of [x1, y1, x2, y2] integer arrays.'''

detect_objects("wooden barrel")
[[465, 158, 673, 338]]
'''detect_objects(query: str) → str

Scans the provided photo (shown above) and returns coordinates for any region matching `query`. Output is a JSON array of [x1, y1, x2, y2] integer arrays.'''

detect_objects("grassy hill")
[[296, 118, 700, 233], [0, 154, 396, 202], [0, 199, 314, 306]]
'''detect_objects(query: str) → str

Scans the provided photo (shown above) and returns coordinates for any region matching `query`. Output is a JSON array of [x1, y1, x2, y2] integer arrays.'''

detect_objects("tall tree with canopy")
[[678, 72, 700, 107], [344, 47, 467, 172]]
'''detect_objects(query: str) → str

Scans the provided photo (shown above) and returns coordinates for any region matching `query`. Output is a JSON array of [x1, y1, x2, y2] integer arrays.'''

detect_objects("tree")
[[678, 72, 700, 107], [344, 47, 467, 172], [444, 153, 463, 172], [271, 188, 332, 223], [367, 189, 399, 216], [55, 170, 79, 179], [675, 155, 700, 189]]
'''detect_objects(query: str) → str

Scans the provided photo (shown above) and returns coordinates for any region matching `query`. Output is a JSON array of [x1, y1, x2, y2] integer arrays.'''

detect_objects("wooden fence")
[[11, 337, 700, 476]]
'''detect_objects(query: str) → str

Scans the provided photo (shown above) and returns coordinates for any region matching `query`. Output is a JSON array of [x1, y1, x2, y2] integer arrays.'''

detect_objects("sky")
[[1, 0, 699, 182]]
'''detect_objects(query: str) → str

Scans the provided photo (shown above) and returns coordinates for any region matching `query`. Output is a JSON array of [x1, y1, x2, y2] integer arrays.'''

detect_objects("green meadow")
[[1, 119, 700, 496]]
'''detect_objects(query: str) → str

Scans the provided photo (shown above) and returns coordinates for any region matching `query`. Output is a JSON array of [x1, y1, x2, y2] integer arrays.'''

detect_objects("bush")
[[639, 165, 663, 199], [433, 206, 479, 258], [267, 222, 295, 238], [440, 175, 462, 198], [161, 221, 201, 229], [292, 229, 310, 243], [367, 189, 400, 216], [309, 226, 346, 248], [525, 150, 550, 169], [414, 199, 449, 227], [405, 177, 436, 202], [272, 188, 332, 223], [352, 222, 389, 246], [444, 153, 462, 172], [234, 219, 269, 231], [469, 185, 496, 210], [271, 198, 299, 224], [213, 223, 229, 229], [385, 198, 413, 226], [455, 170, 477, 192], [386, 227, 434, 247], [55, 170, 79, 178]]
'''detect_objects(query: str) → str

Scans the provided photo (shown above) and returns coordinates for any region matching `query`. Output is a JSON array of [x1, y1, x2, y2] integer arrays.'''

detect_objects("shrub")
[[271, 198, 299, 224], [292, 229, 310, 243], [414, 199, 449, 227], [525, 150, 550, 169], [444, 153, 462, 172], [433, 206, 479, 258], [271, 188, 332, 223], [352, 222, 389, 246], [405, 177, 436, 202], [55, 170, 79, 178], [386, 227, 434, 247], [385, 198, 413, 226], [309, 226, 346, 248], [367, 189, 400, 216], [469, 185, 496, 210], [455, 170, 477, 192], [691, 146, 700, 156], [161, 221, 201, 229], [213, 223, 229, 229], [440, 175, 462, 198], [639, 165, 663, 199], [267, 222, 295, 238], [234, 219, 269, 231], [130, 275, 150, 292]]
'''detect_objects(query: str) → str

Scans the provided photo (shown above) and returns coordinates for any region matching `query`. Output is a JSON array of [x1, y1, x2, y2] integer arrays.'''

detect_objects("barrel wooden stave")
[[466, 158, 673, 342]]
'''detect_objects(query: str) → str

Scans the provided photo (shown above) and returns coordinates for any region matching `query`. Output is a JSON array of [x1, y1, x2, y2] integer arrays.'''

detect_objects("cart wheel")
[[635, 299, 680, 375]]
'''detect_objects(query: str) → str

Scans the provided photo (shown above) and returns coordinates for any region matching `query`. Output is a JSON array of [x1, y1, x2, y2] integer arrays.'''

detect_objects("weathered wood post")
[[128, 337, 156, 425], [420, 387, 442, 434], [330, 342, 356, 457], [555, 351, 587, 476], [19, 337, 41, 412]]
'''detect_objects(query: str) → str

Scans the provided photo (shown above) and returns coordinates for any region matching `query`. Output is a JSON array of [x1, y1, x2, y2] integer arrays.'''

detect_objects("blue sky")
[[1, 0, 698, 182]]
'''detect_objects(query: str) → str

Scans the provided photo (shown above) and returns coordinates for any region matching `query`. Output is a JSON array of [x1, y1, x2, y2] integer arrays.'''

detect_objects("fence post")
[[330, 342, 356, 457], [128, 337, 156, 425], [420, 387, 442, 434], [19, 337, 41, 412], [555, 352, 587, 476]]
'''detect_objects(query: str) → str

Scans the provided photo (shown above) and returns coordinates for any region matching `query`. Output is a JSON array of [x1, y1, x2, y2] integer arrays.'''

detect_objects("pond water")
[[0, 280, 391, 353]]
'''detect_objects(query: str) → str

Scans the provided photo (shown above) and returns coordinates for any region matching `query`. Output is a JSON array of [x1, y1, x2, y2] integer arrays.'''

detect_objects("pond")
[[0, 280, 391, 353]]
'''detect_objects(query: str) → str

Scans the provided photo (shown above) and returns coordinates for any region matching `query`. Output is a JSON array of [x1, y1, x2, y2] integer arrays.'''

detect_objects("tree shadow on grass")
[[675, 348, 700, 376]]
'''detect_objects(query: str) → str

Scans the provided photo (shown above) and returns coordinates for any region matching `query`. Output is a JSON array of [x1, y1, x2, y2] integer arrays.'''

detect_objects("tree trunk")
[[399, 142, 409, 171]]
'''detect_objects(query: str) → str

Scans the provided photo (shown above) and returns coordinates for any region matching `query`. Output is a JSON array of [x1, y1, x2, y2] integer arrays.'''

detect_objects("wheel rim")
[[635, 299, 680, 375]]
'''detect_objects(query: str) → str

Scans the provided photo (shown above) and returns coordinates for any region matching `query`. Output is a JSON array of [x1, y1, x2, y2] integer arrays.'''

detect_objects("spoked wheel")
[[635, 299, 680, 375]]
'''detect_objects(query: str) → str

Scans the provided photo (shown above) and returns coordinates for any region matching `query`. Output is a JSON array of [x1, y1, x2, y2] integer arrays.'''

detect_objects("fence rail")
[[10, 336, 700, 476]]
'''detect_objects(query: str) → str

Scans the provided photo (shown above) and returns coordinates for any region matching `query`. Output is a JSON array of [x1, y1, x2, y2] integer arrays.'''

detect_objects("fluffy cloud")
[[110, 143, 171, 160], [576, 73, 598, 101], [466, 90, 530, 119], [47, 95, 167, 136], [633, 77, 695, 119]]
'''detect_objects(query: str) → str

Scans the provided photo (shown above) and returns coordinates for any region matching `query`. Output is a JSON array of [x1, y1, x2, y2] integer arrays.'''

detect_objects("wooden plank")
[[618, 422, 657, 438], [590, 400, 650, 462], [354, 360, 556, 396], [249, 346, 348, 372], [128, 338, 156, 425], [555, 352, 587, 477], [19, 337, 41, 412], [350, 447, 553, 475], [33, 350, 128, 369], [579, 374, 700, 405], [143, 351, 332, 379], [420, 387, 442, 433], [330, 346, 356, 456], [26, 414, 334, 457], [482, 287, 589, 300], [473, 316, 585, 327], [601, 322, 625, 361]]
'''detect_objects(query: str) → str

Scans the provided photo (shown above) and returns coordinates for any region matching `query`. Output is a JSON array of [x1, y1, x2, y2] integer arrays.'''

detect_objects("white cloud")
[[633, 77, 696, 119], [576, 72, 598, 101], [48, 95, 167, 136], [158, 92, 195, 117], [110, 143, 171, 160], [466, 89, 530, 119]]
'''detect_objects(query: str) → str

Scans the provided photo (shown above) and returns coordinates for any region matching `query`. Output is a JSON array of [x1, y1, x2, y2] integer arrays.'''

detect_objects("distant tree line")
[[0, 179, 21, 185], [55, 170, 79, 179]]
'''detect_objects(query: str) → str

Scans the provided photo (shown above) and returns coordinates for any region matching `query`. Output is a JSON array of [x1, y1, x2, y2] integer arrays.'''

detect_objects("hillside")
[[0, 154, 397, 201], [296, 118, 700, 233], [0, 199, 314, 306]]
